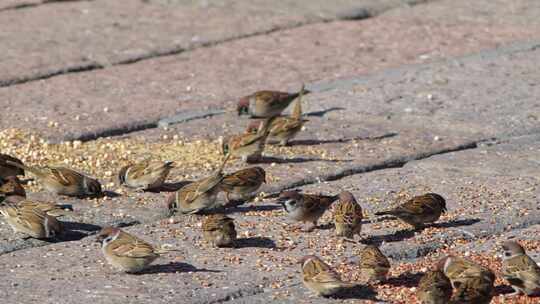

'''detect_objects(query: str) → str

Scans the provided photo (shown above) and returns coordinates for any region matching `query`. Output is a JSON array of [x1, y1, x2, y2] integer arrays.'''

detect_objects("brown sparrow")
[[0, 176, 26, 199], [0, 200, 63, 239], [246, 88, 308, 146], [16, 199, 73, 217], [358, 244, 390, 283], [201, 214, 237, 247], [374, 193, 447, 229], [167, 156, 228, 214], [277, 190, 338, 231], [438, 255, 495, 304], [237, 85, 310, 118], [0, 153, 25, 178], [333, 191, 362, 239], [417, 270, 453, 304], [221, 117, 276, 162], [96, 227, 175, 273], [501, 240, 540, 296], [299, 255, 355, 297], [5, 161, 102, 197], [118, 160, 174, 191], [219, 166, 266, 202]]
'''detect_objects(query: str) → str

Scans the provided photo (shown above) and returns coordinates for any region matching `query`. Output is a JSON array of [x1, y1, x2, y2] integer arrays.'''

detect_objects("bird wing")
[[110, 239, 157, 258]]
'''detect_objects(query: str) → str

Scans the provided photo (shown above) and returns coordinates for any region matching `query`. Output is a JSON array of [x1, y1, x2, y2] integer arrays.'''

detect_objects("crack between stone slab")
[[0, 0, 92, 12], [0, 0, 434, 88]]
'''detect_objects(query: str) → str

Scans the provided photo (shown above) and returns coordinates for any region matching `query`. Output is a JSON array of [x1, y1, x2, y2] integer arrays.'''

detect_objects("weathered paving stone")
[[0, 0, 422, 86], [2, 0, 540, 141]]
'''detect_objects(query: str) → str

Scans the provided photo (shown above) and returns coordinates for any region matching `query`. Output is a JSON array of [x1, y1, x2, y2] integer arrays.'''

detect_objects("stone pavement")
[[1, 0, 540, 303]]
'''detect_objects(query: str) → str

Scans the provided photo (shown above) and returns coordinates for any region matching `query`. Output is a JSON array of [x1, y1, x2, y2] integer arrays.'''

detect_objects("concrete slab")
[[2, 0, 540, 141]]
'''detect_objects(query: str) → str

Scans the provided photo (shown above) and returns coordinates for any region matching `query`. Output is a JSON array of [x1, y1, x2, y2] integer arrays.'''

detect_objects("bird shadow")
[[362, 229, 416, 244], [494, 285, 515, 296], [54, 221, 102, 241], [254, 156, 351, 164], [235, 237, 276, 249], [316, 222, 335, 230], [135, 262, 221, 275], [304, 107, 345, 117], [287, 132, 398, 147], [144, 181, 192, 193], [327, 284, 378, 300], [430, 218, 481, 229], [385, 272, 424, 288], [222, 204, 281, 214]]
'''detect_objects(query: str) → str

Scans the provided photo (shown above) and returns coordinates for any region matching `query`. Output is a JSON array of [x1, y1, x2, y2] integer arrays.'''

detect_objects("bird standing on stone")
[[417, 269, 453, 304], [277, 190, 338, 232], [0, 200, 63, 239], [438, 255, 495, 304], [118, 160, 174, 191], [501, 240, 540, 297], [333, 191, 363, 239], [299, 255, 355, 297], [237, 85, 310, 118], [5, 161, 102, 197], [96, 227, 176, 273], [0, 154, 25, 179], [219, 166, 266, 203], [357, 244, 390, 283], [374, 193, 447, 229], [167, 156, 229, 214], [221, 117, 277, 162], [202, 214, 237, 247], [245, 86, 308, 146]]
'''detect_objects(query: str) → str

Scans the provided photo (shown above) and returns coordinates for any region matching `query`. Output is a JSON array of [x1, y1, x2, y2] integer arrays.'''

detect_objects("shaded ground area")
[[1, 0, 540, 303]]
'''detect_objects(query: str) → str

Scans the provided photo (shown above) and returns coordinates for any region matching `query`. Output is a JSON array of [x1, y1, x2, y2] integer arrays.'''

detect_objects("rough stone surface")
[[2, 0, 540, 141], [2, 0, 540, 303]]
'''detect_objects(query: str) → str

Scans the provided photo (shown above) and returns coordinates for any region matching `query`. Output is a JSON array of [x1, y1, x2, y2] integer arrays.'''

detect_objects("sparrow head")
[[502, 240, 525, 258], [427, 193, 447, 213], [0, 176, 26, 197], [166, 192, 178, 215], [277, 190, 302, 212], [237, 97, 250, 116], [253, 167, 267, 183], [96, 226, 121, 244], [117, 165, 129, 185], [338, 191, 356, 204]]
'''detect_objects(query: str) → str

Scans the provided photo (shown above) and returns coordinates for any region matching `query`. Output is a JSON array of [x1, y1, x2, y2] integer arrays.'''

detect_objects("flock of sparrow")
[[1, 86, 539, 304]]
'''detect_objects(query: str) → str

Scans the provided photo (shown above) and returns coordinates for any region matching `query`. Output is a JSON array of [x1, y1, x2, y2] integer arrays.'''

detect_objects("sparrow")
[[0, 200, 63, 239], [438, 255, 495, 304], [118, 160, 174, 191], [277, 190, 338, 231], [501, 240, 540, 296], [219, 166, 266, 203], [96, 226, 176, 273], [0, 153, 25, 178], [374, 193, 447, 229], [237, 85, 310, 118], [417, 270, 453, 304], [245, 87, 308, 146], [333, 191, 363, 239], [5, 161, 102, 197], [16, 199, 73, 217], [167, 156, 229, 214], [358, 244, 391, 283], [0, 176, 26, 199], [299, 255, 355, 297], [221, 117, 276, 162], [201, 214, 237, 247]]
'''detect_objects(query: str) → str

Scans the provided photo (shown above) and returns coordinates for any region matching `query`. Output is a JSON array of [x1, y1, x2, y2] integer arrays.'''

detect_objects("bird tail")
[[291, 84, 306, 119], [155, 243, 181, 254]]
